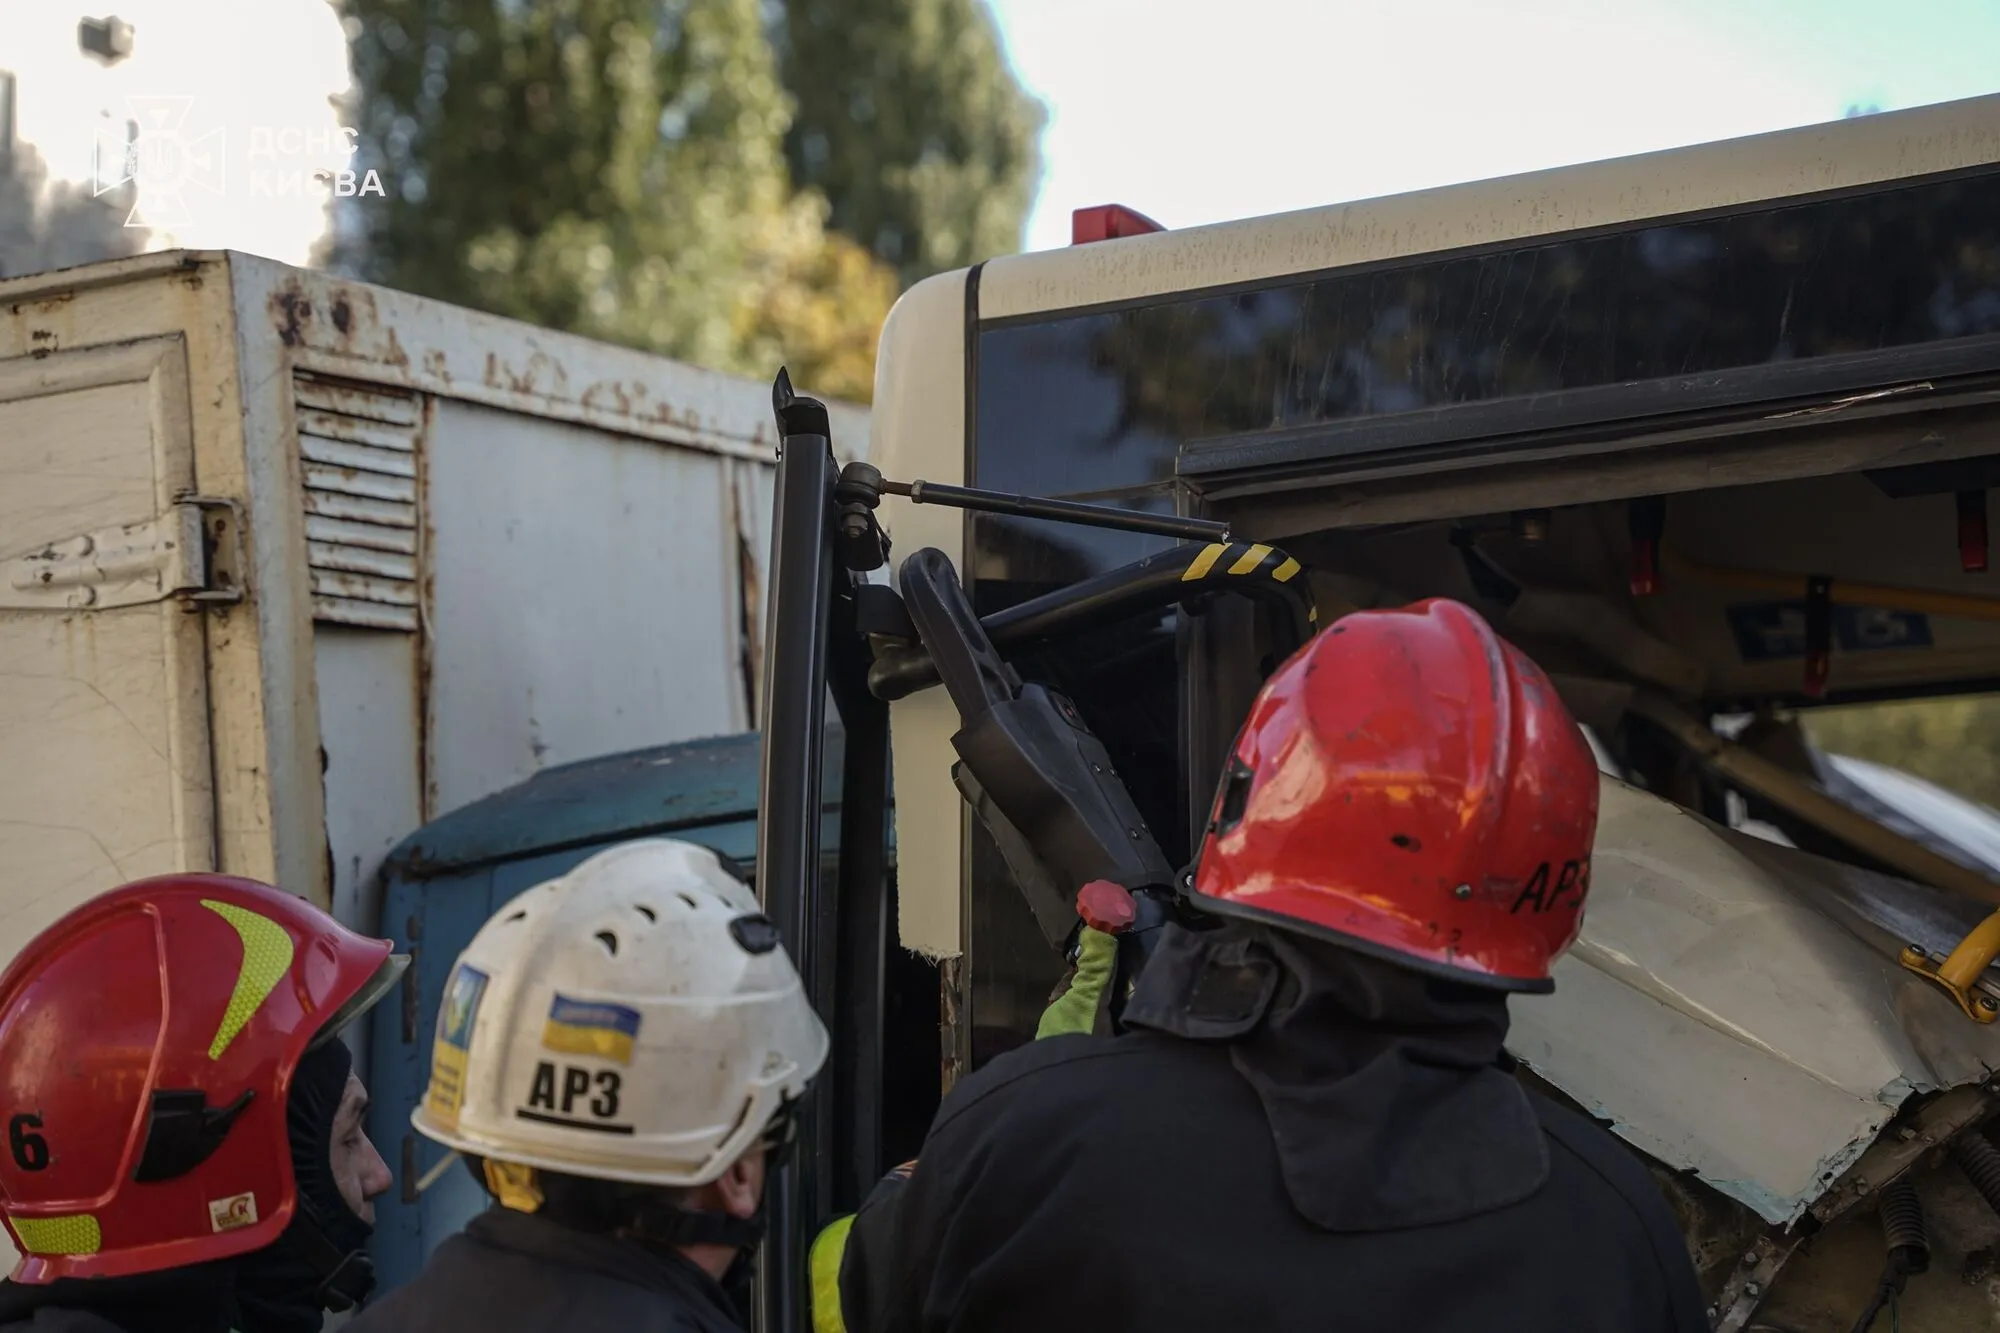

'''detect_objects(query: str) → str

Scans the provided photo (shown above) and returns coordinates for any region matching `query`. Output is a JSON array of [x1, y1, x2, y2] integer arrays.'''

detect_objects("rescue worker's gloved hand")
[[1037, 879, 1138, 1040], [1036, 926, 1119, 1039]]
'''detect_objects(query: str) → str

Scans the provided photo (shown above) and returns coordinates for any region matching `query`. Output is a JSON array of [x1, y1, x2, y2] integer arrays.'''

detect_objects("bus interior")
[[955, 393, 2000, 1332]]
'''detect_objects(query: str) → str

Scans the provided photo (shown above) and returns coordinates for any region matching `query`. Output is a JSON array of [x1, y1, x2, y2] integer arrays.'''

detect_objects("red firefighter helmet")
[[1190, 598, 1600, 991], [0, 875, 405, 1283]]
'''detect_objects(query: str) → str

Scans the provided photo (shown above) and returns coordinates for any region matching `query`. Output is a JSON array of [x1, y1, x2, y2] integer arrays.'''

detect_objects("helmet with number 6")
[[411, 838, 830, 1187], [0, 875, 405, 1286]]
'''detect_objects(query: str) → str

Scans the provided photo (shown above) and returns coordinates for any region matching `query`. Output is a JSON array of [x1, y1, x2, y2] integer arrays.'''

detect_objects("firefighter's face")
[[330, 1073, 393, 1224], [711, 1143, 768, 1220]]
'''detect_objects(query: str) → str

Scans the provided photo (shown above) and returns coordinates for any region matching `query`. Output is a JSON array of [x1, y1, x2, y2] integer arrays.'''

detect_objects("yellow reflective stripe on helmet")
[[810, 1213, 856, 1333], [1272, 555, 1303, 583], [201, 901, 295, 1061], [13, 1214, 101, 1256]]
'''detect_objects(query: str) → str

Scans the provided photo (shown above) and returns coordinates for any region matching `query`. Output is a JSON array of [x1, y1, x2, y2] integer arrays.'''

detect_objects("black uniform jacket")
[[840, 925, 1710, 1333], [345, 1208, 743, 1333], [0, 1264, 242, 1333]]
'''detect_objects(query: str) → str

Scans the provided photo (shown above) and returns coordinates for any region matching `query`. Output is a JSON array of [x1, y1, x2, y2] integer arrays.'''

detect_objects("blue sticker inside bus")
[[1726, 602, 1934, 662]]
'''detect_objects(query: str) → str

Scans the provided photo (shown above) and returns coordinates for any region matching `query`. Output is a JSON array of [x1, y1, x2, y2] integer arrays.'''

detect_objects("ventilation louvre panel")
[[294, 374, 422, 630]]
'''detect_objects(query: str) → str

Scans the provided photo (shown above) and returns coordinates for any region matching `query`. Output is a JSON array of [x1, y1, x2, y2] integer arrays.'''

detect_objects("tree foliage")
[[775, 0, 1043, 284], [732, 191, 900, 405], [333, 0, 898, 401]]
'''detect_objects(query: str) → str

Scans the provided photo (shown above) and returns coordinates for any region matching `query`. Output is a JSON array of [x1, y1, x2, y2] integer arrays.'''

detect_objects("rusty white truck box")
[[0, 249, 866, 958]]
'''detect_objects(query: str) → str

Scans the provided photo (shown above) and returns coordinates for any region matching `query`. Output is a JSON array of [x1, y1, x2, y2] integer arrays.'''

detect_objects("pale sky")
[[988, 0, 2000, 254], [5, 0, 1999, 268], [3, 0, 354, 266]]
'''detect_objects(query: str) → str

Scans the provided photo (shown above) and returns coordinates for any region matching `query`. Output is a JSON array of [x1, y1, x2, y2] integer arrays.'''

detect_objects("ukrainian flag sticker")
[[542, 994, 642, 1065], [425, 963, 489, 1129]]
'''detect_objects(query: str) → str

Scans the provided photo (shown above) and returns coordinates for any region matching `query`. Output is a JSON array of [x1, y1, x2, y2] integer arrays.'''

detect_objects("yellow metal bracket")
[[1899, 909, 2000, 1023]]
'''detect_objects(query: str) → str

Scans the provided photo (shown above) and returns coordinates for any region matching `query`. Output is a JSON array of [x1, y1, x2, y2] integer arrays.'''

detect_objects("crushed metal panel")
[[293, 372, 424, 630], [1823, 753, 2000, 878], [1511, 777, 2000, 1225], [1513, 964, 1893, 1225]]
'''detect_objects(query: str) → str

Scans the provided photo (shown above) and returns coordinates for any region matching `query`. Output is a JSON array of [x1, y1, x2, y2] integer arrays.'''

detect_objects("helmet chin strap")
[[632, 1195, 768, 1252], [231, 1195, 377, 1331], [283, 1206, 376, 1313], [637, 1094, 797, 1259], [623, 1189, 768, 1321], [672, 1192, 764, 1304], [625, 1169, 773, 1308]]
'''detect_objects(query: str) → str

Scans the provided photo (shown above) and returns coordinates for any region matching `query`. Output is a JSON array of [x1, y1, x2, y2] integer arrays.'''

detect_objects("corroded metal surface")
[[249, 259, 870, 465]]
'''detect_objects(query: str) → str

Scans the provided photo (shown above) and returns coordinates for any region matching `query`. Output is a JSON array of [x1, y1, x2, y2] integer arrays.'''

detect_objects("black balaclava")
[[234, 1038, 376, 1333], [1122, 920, 1550, 1232]]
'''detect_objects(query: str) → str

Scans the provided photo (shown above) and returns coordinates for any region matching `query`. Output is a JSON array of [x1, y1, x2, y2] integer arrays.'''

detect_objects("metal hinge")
[[0, 495, 246, 611]]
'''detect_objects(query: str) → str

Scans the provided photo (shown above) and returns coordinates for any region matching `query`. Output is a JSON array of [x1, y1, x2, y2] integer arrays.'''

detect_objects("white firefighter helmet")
[[410, 838, 830, 1187]]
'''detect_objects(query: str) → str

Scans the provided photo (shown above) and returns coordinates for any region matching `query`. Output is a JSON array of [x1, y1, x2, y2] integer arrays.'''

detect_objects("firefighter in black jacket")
[[816, 598, 1709, 1333], [349, 839, 829, 1333]]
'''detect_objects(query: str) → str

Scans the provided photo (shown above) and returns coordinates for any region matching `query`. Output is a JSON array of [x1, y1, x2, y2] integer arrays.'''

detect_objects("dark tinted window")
[[976, 169, 2000, 473]]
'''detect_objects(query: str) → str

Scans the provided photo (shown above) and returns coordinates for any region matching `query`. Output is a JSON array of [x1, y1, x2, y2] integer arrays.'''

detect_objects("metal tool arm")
[[897, 547, 1181, 952]]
